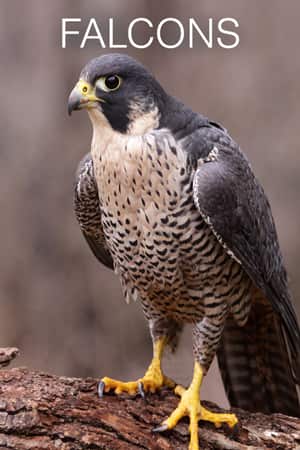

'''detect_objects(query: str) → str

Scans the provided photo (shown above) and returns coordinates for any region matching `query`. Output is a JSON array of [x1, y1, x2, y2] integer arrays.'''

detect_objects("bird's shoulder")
[[159, 96, 239, 165], [177, 115, 240, 166]]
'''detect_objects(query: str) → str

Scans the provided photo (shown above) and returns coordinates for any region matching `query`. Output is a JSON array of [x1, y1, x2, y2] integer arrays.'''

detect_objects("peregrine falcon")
[[68, 54, 300, 450]]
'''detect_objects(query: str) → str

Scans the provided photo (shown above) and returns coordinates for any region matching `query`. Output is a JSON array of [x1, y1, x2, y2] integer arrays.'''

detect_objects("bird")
[[68, 53, 300, 450]]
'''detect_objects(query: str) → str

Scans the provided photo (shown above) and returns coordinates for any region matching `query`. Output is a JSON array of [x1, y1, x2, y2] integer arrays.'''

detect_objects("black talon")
[[153, 423, 168, 433], [138, 381, 145, 399], [98, 380, 105, 398]]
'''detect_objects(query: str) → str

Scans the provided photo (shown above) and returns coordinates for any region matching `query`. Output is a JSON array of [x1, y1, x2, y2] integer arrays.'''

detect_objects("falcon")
[[68, 53, 300, 450]]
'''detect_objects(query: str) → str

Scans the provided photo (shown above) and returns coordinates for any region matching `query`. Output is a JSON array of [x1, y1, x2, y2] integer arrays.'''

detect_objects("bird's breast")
[[91, 130, 195, 277]]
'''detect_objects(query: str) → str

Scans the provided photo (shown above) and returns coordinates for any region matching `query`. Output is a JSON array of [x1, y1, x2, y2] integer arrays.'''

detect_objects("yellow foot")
[[154, 363, 238, 450], [99, 337, 175, 397], [98, 370, 175, 397]]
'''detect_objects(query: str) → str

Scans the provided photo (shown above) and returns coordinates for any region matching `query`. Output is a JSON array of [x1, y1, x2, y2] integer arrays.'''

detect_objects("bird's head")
[[68, 53, 168, 135]]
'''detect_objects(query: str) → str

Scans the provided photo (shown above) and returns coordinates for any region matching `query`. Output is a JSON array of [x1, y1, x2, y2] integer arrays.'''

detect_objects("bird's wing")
[[191, 131, 300, 374], [74, 153, 114, 270], [217, 300, 300, 415]]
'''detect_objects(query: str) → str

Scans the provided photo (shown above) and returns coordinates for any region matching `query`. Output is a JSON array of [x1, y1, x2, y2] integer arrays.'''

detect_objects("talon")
[[98, 380, 105, 398], [153, 422, 169, 433], [138, 381, 145, 398]]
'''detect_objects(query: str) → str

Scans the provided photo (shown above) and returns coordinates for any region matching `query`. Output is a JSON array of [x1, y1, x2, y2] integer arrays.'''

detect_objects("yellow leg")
[[98, 337, 175, 397], [154, 362, 238, 450]]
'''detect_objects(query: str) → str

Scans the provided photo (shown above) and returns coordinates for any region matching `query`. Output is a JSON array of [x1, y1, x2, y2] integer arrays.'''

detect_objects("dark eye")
[[105, 75, 121, 90], [96, 75, 122, 92]]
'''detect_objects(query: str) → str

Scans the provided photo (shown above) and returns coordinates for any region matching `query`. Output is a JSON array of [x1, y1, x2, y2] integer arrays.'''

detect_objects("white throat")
[[88, 108, 145, 182], [88, 108, 124, 157]]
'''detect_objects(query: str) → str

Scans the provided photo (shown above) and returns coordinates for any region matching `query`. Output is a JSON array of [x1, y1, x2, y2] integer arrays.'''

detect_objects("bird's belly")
[[100, 187, 198, 292], [100, 183, 248, 323]]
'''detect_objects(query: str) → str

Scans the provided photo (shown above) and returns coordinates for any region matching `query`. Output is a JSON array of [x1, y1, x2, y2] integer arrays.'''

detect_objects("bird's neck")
[[159, 95, 208, 140]]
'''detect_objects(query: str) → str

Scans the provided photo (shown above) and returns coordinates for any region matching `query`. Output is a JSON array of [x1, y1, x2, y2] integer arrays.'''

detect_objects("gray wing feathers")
[[218, 308, 300, 416], [74, 153, 114, 270], [192, 144, 300, 373]]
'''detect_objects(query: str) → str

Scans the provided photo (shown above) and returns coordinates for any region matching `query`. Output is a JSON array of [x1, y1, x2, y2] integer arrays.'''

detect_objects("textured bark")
[[0, 348, 19, 368], [0, 348, 299, 449]]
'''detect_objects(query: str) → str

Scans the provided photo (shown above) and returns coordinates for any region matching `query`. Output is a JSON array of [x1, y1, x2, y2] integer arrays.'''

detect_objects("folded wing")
[[74, 153, 114, 271], [192, 141, 300, 415]]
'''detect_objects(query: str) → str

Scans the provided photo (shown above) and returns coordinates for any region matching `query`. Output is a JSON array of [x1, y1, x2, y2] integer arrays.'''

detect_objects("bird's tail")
[[217, 300, 300, 417]]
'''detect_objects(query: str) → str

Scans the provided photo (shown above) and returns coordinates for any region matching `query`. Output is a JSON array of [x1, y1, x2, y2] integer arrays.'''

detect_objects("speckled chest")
[[92, 130, 199, 279]]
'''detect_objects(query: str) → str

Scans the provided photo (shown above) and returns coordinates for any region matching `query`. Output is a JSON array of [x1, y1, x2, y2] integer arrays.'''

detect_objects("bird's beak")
[[68, 79, 104, 116]]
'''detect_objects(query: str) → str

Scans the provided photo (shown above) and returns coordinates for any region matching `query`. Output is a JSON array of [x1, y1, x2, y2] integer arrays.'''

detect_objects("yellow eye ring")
[[96, 75, 122, 92], [82, 86, 88, 93]]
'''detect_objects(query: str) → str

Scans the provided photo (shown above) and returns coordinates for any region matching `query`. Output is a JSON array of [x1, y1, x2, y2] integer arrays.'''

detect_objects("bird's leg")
[[154, 361, 237, 450], [154, 317, 237, 450], [98, 336, 175, 397], [139, 336, 176, 392]]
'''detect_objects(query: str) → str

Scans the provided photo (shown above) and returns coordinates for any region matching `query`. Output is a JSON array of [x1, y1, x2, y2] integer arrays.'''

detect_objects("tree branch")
[[0, 347, 19, 368], [0, 348, 299, 449]]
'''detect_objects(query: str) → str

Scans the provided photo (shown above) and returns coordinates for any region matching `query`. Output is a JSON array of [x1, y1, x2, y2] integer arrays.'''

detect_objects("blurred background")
[[0, 0, 299, 408]]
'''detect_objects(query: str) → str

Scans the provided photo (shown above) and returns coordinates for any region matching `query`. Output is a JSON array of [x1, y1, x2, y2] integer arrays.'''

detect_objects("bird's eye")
[[96, 75, 122, 92], [105, 75, 121, 90]]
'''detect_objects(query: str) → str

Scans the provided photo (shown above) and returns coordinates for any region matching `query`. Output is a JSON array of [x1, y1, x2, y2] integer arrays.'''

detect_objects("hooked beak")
[[68, 79, 104, 116]]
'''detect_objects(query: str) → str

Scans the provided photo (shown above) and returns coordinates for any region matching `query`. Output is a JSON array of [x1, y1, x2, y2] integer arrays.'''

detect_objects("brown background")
[[0, 0, 299, 407]]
